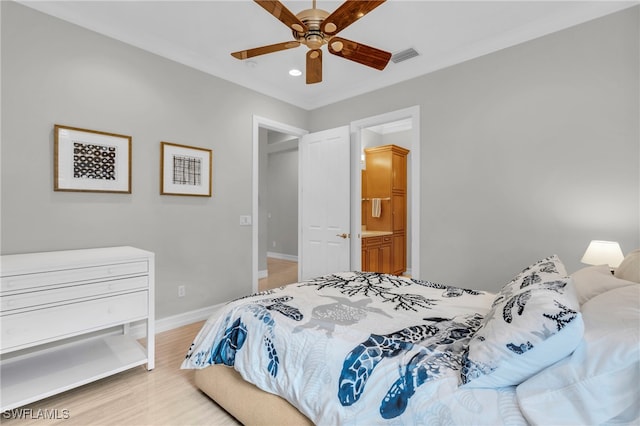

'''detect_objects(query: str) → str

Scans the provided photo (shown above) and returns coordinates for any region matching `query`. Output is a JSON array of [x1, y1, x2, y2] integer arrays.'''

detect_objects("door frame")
[[349, 106, 421, 278], [252, 115, 308, 293]]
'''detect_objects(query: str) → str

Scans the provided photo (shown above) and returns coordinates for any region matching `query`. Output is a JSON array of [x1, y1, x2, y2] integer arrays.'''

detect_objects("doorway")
[[259, 130, 301, 291], [350, 106, 420, 278], [252, 116, 307, 293]]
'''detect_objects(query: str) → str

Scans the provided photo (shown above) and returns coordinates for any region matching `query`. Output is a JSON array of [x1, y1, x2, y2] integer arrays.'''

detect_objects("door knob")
[[336, 233, 349, 239]]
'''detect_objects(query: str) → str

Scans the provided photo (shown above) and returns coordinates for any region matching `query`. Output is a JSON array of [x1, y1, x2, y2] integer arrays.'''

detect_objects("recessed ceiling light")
[[245, 60, 257, 68], [289, 68, 302, 77]]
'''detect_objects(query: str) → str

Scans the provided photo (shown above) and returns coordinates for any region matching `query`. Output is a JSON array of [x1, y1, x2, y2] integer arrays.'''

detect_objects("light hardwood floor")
[[1, 322, 239, 426], [258, 257, 298, 292]]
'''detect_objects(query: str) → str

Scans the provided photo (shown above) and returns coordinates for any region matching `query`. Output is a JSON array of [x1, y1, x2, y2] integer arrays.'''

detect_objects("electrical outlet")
[[178, 285, 186, 298], [239, 215, 252, 226]]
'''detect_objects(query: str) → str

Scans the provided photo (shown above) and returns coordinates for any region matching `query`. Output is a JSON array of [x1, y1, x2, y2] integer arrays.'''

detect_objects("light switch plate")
[[239, 215, 252, 226]]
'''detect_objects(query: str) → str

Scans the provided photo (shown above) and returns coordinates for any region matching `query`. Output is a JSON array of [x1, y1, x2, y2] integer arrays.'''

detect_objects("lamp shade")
[[581, 240, 624, 268]]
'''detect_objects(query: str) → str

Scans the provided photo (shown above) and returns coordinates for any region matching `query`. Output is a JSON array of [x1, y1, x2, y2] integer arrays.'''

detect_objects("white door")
[[299, 126, 351, 280]]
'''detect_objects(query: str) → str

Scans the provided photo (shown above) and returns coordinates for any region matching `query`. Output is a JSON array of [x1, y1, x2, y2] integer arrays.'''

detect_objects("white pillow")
[[572, 265, 637, 305], [461, 255, 584, 388], [516, 284, 640, 425], [615, 249, 640, 283]]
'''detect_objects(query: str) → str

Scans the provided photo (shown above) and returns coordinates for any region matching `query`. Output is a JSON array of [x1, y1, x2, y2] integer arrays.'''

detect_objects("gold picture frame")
[[54, 124, 132, 193], [160, 142, 212, 197]]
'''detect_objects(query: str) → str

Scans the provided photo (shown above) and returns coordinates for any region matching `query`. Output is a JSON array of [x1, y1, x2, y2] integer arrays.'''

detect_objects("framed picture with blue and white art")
[[160, 142, 212, 197], [54, 124, 132, 193]]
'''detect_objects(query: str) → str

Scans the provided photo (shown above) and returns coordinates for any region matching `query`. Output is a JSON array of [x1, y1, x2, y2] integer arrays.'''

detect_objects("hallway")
[[258, 257, 298, 291]]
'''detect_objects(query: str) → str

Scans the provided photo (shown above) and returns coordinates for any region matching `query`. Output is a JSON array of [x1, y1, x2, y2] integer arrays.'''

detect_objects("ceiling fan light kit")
[[231, 0, 391, 84]]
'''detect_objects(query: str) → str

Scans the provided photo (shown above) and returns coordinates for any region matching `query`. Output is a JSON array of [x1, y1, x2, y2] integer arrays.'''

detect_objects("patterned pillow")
[[460, 255, 584, 388]]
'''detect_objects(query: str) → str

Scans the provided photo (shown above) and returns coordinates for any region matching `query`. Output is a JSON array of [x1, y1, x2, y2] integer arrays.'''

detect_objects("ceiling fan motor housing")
[[293, 8, 331, 50]]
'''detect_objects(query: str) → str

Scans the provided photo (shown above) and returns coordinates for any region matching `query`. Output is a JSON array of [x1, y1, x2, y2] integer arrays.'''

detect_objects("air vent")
[[391, 48, 419, 64]]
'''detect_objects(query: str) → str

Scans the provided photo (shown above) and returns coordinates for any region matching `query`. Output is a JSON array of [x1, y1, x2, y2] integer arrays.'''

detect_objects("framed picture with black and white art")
[[160, 142, 212, 197], [54, 124, 132, 193]]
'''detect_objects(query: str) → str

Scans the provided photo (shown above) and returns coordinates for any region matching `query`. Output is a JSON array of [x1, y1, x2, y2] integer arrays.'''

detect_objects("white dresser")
[[0, 246, 155, 411]]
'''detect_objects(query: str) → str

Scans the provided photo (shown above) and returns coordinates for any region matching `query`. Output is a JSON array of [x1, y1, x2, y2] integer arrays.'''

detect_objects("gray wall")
[[310, 7, 640, 291], [257, 131, 299, 275], [1, 2, 308, 318], [266, 144, 298, 258], [2, 1, 638, 314]]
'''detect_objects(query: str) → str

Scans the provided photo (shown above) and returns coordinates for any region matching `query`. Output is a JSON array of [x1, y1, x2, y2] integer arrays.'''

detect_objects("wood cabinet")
[[362, 235, 393, 274], [362, 145, 409, 275], [0, 246, 155, 411], [392, 232, 406, 275]]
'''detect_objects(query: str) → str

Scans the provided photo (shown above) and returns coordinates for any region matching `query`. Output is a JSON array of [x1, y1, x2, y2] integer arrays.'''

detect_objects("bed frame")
[[195, 365, 314, 426]]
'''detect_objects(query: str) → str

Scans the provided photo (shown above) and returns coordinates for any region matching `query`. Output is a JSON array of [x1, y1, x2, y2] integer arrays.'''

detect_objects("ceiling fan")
[[231, 0, 391, 84]]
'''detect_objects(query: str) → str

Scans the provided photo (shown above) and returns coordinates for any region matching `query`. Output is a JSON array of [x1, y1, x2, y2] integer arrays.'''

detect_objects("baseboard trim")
[[267, 252, 298, 262], [130, 303, 223, 339]]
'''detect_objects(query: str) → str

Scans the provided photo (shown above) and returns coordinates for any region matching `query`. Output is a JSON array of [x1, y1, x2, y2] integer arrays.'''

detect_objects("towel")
[[371, 198, 382, 218]]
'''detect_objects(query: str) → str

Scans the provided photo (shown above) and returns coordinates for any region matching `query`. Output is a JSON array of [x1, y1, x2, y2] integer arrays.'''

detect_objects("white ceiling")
[[18, 0, 637, 110]]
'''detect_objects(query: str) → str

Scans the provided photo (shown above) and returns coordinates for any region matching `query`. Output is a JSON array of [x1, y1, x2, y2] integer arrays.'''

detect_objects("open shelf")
[[1, 334, 148, 411]]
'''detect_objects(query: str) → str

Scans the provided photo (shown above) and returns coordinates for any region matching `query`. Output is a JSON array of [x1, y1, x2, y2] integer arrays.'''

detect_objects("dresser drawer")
[[362, 236, 382, 247], [1, 261, 148, 294], [1, 291, 148, 352], [0, 276, 148, 313]]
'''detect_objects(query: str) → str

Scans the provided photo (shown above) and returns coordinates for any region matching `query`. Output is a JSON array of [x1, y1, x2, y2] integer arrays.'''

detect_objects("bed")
[[182, 252, 640, 425]]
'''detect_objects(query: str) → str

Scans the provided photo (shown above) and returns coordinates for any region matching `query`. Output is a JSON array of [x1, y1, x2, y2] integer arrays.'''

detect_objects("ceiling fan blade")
[[328, 37, 391, 70], [231, 41, 300, 60], [321, 0, 386, 35], [254, 0, 308, 33], [306, 49, 323, 84]]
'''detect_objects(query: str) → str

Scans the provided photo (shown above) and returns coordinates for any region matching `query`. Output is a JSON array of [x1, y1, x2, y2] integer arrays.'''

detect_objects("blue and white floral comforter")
[[182, 272, 527, 425]]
